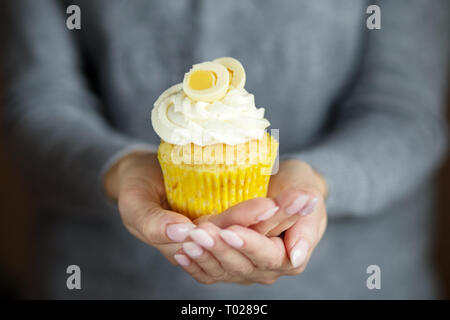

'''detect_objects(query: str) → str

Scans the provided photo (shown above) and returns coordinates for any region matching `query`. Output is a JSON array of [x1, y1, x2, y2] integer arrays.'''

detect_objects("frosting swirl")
[[151, 84, 270, 146]]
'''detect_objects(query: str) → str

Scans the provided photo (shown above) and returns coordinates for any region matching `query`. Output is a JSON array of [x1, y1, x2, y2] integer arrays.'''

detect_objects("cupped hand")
[[258, 159, 328, 236], [104, 151, 195, 265], [176, 159, 328, 285], [103, 152, 313, 270]]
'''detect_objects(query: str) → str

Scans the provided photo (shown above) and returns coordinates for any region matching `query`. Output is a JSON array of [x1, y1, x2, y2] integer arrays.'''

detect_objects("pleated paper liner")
[[158, 133, 278, 219]]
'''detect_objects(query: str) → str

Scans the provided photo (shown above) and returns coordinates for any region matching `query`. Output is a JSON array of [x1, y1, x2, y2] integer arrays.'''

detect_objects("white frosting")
[[151, 83, 270, 146]]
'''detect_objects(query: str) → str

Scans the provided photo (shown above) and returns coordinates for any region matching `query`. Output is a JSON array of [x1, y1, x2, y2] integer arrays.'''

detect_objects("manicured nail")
[[286, 194, 309, 215], [257, 206, 279, 221], [300, 197, 319, 216], [219, 230, 244, 248], [183, 241, 203, 257], [174, 254, 191, 266], [290, 239, 309, 268], [166, 223, 196, 242], [189, 229, 215, 248]]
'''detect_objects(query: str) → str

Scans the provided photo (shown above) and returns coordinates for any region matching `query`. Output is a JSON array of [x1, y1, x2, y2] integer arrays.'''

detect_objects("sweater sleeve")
[[0, 0, 154, 218], [284, 0, 449, 218]]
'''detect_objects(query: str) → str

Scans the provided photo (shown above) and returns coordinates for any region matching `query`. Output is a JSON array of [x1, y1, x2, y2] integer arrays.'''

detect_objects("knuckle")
[[197, 221, 213, 229], [258, 277, 278, 285], [188, 250, 208, 263], [140, 219, 155, 244], [259, 250, 284, 270], [242, 245, 258, 258], [226, 264, 252, 277], [140, 209, 163, 244], [120, 181, 147, 202], [122, 183, 141, 197], [192, 255, 207, 264], [263, 258, 283, 271], [227, 269, 240, 277], [196, 277, 216, 285], [211, 271, 228, 281], [209, 245, 227, 257], [228, 225, 244, 234], [239, 264, 255, 277], [266, 253, 284, 270]]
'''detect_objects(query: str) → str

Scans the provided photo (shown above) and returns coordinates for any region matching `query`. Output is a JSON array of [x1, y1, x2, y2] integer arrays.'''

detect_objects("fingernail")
[[257, 206, 279, 221], [219, 230, 244, 248], [300, 197, 319, 216], [174, 254, 191, 266], [290, 239, 309, 268], [189, 229, 215, 248], [183, 241, 203, 257], [166, 223, 196, 242], [286, 195, 309, 215]]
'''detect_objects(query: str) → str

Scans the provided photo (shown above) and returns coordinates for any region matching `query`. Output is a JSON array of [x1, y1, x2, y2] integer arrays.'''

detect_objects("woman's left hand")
[[174, 159, 328, 285]]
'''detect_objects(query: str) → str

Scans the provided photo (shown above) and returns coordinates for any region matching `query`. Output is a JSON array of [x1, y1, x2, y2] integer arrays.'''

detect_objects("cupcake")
[[151, 57, 278, 220]]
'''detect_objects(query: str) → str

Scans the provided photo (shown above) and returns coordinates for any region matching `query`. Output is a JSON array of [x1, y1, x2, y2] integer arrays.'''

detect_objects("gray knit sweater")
[[1, 0, 449, 299]]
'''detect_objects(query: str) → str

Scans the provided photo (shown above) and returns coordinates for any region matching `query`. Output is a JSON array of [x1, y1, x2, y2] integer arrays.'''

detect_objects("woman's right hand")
[[104, 151, 197, 265]]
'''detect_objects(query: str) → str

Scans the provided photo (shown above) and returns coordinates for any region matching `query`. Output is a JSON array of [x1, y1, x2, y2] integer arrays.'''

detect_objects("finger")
[[222, 225, 288, 270], [189, 223, 256, 278], [283, 197, 327, 269], [118, 186, 195, 245], [173, 252, 217, 285], [198, 197, 279, 228], [266, 189, 319, 237], [154, 243, 184, 265], [251, 188, 319, 236], [181, 241, 227, 280], [265, 219, 296, 237]]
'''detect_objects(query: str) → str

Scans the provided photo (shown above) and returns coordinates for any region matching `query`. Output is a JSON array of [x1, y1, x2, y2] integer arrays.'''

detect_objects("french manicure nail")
[[183, 241, 203, 257], [219, 230, 244, 248], [166, 223, 196, 242], [189, 229, 215, 248], [300, 197, 319, 216], [174, 254, 191, 266], [257, 206, 279, 221], [290, 239, 309, 268], [286, 195, 309, 215]]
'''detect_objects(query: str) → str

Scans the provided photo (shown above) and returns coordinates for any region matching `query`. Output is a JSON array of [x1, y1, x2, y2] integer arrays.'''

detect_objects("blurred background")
[[0, 0, 449, 299], [1, 89, 449, 299]]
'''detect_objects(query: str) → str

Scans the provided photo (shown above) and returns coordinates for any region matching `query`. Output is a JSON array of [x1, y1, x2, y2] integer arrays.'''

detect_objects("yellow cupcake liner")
[[157, 134, 278, 220]]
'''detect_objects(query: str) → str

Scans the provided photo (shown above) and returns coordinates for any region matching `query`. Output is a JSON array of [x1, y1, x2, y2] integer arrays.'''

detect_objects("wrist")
[[103, 151, 157, 201], [313, 169, 328, 199]]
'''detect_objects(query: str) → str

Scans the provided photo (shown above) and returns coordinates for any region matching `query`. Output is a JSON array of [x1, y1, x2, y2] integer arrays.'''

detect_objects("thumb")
[[196, 197, 279, 228], [119, 189, 195, 246]]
